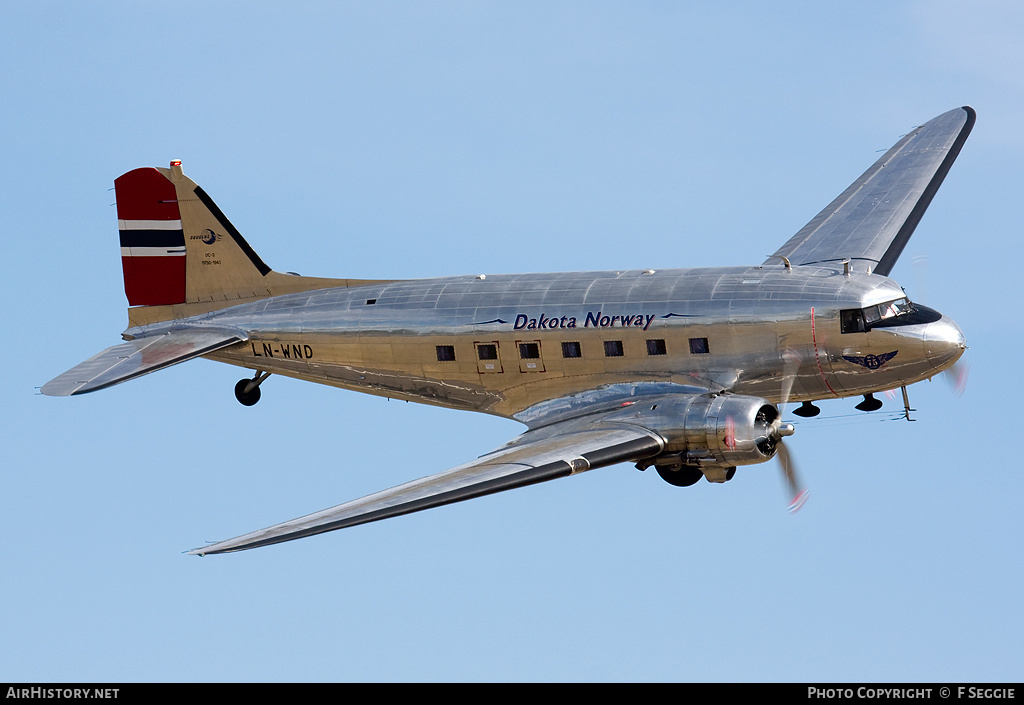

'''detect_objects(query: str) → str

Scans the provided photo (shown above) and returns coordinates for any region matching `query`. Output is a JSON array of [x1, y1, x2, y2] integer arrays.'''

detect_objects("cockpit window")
[[841, 297, 913, 333], [863, 297, 912, 324]]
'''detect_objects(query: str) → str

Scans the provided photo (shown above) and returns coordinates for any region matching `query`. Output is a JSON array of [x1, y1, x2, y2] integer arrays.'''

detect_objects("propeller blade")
[[944, 359, 969, 396], [912, 252, 968, 397], [776, 441, 808, 513], [724, 414, 736, 449], [778, 348, 801, 414]]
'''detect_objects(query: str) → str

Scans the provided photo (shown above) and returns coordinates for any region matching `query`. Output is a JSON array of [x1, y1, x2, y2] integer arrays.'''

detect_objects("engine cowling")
[[609, 393, 784, 474]]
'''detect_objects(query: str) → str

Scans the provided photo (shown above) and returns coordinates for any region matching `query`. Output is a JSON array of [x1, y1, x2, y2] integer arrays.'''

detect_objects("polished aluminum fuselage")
[[169, 264, 964, 422]]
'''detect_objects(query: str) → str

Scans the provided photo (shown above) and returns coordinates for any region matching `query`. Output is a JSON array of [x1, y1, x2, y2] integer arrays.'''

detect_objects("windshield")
[[841, 297, 914, 333], [862, 297, 913, 324]]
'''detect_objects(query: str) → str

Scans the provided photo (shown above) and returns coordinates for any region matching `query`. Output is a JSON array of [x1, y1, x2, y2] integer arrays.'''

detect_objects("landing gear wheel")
[[656, 464, 704, 487], [234, 379, 262, 406], [793, 401, 821, 417], [855, 393, 882, 412]]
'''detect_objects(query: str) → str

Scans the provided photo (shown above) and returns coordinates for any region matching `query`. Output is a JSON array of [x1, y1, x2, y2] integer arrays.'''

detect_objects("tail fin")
[[115, 161, 388, 327]]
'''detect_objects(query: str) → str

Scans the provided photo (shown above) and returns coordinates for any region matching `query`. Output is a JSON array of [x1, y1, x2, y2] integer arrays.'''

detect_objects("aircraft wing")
[[189, 413, 666, 555], [766, 106, 974, 276], [41, 326, 247, 396]]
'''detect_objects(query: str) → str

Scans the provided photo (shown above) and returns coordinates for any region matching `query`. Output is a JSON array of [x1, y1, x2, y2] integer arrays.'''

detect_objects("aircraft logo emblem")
[[843, 351, 898, 370]]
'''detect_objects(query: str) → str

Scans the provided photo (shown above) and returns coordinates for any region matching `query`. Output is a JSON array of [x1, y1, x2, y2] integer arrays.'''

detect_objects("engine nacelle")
[[608, 393, 782, 471]]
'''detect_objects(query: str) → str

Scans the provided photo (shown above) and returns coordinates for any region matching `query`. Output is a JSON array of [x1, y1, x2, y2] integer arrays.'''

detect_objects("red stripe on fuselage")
[[810, 307, 840, 397]]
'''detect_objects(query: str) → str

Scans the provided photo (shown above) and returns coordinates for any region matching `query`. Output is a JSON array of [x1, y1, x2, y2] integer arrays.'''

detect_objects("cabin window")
[[561, 341, 582, 358], [840, 309, 866, 333], [365, 298, 377, 305], [519, 342, 540, 359], [646, 339, 667, 356], [604, 340, 624, 357], [436, 345, 456, 362], [689, 337, 709, 354], [477, 344, 498, 360]]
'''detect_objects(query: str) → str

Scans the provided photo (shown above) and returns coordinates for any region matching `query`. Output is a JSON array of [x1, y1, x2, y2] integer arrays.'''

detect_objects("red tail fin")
[[115, 167, 186, 306]]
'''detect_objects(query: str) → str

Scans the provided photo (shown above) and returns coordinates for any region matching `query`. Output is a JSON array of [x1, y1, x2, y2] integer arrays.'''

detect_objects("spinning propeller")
[[944, 359, 969, 397], [913, 253, 970, 397], [775, 348, 808, 512]]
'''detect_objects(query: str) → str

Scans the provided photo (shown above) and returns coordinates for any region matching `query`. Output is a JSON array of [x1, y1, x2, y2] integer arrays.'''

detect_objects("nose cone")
[[924, 315, 966, 369]]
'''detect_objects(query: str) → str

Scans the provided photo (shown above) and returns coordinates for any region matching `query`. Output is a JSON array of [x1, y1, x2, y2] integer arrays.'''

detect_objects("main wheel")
[[656, 464, 704, 487], [234, 379, 262, 406], [855, 393, 882, 412]]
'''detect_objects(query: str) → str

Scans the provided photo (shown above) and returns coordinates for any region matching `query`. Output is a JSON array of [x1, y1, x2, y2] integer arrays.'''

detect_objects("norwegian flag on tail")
[[115, 166, 186, 306]]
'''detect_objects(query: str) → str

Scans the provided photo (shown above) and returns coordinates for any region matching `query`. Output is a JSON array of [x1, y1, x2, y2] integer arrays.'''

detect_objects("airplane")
[[42, 106, 974, 555]]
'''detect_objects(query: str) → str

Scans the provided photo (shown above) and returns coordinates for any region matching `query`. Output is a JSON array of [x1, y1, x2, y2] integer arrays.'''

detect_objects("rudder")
[[116, 167, 187, 306]]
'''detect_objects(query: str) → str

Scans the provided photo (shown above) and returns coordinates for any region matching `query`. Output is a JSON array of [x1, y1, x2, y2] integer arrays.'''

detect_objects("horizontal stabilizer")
[[41, 327, 247, 397]]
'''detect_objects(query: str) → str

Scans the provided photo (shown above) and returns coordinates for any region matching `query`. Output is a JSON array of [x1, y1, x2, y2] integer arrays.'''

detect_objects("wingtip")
[[959, 105, 977, 130], [187, 540, 229, 556]]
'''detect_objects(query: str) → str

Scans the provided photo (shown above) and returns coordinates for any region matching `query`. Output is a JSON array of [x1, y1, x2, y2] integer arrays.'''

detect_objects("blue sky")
[[3, 1, 1022, 682]]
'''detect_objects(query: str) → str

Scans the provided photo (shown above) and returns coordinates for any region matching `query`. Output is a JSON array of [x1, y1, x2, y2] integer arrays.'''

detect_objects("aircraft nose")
[[924, 315, 966, 368]]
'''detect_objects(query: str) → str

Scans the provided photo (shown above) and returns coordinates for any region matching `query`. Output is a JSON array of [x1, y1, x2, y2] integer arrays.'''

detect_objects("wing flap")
[[766, 107, 974, 275], [41, 327, 247, 396], [189, 420, 664, 555]]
